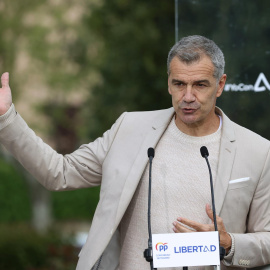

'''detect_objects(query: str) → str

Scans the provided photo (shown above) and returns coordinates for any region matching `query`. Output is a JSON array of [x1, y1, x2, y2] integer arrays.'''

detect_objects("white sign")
[[152, 231, 220, 268], [224, 73, 270, 92]]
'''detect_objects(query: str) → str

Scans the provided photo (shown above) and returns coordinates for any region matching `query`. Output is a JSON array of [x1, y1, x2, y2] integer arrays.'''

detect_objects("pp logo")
[[156, 242, 168, 252]]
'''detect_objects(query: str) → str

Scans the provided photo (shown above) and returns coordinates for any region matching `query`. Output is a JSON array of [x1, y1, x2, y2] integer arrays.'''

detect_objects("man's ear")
[[216, 74, 227, 97]]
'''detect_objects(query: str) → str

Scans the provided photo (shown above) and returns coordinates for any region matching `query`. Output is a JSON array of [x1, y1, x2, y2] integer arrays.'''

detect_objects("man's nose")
[[183, 86, 196, 103]]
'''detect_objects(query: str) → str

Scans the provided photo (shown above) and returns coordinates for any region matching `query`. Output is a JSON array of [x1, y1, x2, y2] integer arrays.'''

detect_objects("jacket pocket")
[[228, 177, 250, 190]]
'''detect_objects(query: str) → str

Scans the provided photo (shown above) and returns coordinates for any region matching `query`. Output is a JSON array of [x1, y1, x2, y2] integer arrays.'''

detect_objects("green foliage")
[[52, 186, 100, 220], [0, 0, 46, 97], [0, 224, 78, 270], [83, 0, 175, 139], [0, 157, 99, 222], [0, 158, 31, 222]]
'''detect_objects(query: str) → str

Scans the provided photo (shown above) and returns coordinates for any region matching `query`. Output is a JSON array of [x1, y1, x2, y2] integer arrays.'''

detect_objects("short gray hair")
[[167, 35, 225, 80]]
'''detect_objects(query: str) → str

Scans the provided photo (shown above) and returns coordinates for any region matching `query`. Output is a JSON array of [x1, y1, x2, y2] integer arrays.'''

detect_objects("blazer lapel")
[[214, 108, 236, 215], [114, 108, 175, 226]]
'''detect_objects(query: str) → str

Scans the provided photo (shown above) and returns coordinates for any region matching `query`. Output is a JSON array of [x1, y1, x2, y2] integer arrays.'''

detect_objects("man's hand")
[[173, 204, 232, 253], [0, 72, 12, 115]]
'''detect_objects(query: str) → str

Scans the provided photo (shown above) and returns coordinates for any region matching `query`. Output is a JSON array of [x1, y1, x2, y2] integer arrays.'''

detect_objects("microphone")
[[200, 145, 209, 158], [144, 147, 157, 270], [148, 147, 155, 159], [200, 146, 225, 261]]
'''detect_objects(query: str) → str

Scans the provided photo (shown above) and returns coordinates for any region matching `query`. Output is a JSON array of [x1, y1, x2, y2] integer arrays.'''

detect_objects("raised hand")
[[0, 72, 12, 115]]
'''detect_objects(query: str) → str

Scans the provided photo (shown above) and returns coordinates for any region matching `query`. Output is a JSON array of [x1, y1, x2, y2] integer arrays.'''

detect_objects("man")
[[0, 35, 270, 270]]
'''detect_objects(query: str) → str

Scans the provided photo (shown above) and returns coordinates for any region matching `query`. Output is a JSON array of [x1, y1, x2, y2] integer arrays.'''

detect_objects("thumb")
[[1, 72, 9, 88], [206, 204, 214, 221]]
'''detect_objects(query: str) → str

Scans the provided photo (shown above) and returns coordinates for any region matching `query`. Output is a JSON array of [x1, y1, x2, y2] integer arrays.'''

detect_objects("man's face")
[[168, 56, 226, 133]]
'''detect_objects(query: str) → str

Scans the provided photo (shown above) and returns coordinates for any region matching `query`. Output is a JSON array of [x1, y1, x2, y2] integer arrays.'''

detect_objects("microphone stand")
[[144, 148, 157, 270], [200, 146, 225, 270]]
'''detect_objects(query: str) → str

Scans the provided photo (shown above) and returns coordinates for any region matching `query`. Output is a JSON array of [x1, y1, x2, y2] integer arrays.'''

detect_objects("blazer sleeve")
[[0, 104, 127, 191], [231, 146, 270, 268]]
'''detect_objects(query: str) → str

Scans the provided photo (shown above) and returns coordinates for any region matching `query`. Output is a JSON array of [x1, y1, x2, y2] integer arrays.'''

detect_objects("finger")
[[173, 221, 194, 233], [206, 204, 214, 221], [206, 204, 224, 226], [177, 217, 209, 232], [1, 72, 9, 88], [216, 216, 226, 230]]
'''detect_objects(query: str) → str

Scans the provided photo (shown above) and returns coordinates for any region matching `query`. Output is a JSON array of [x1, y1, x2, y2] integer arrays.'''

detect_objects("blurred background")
[[1, 0, 270, 269]]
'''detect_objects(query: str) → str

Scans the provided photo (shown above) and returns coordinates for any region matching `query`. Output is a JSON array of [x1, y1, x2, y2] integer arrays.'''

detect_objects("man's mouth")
[[182, 108, 197, 114]]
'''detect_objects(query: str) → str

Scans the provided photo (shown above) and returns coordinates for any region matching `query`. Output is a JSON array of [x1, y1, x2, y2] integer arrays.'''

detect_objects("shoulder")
[[232, 121, 269, 145], [218, 107, 270, 151]]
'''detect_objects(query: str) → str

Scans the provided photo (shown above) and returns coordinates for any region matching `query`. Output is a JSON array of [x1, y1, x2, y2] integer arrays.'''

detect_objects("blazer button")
[[242, 259, 250, 265]]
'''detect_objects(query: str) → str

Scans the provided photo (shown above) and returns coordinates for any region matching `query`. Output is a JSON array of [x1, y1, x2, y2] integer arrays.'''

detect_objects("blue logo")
[[156, 242, 168, 252], [174, 245, 216, 253]]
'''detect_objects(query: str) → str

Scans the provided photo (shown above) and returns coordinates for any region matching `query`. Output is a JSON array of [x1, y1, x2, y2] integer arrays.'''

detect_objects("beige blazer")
[[0, 105, 270, 270]]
